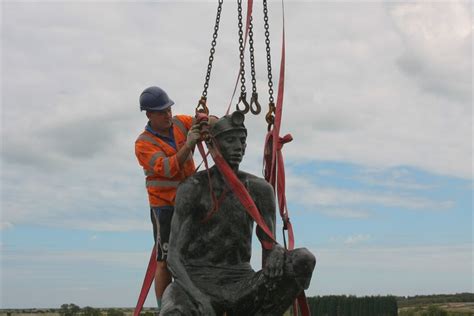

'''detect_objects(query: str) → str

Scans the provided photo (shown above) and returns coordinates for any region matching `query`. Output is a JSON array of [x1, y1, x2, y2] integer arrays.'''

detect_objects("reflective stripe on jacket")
[[135, 115, 195, 207]]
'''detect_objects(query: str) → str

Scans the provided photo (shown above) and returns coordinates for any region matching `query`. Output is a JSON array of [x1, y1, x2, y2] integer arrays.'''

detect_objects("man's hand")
[[207, 115, 219, 127], [186, 123, 202, 148]]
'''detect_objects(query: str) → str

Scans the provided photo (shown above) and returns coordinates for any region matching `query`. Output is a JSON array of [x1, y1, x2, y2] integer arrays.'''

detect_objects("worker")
[[135, 86, 201, 315]]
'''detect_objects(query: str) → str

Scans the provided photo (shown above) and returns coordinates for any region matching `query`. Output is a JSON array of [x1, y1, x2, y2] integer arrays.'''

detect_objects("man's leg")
[[155, 261, 172, 309], [151, 207, 174, 313]]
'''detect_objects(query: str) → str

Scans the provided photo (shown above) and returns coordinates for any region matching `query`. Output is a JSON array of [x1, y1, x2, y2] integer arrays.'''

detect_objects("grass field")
[[1, 301, 473, 315], [399, 302, 474, 316]]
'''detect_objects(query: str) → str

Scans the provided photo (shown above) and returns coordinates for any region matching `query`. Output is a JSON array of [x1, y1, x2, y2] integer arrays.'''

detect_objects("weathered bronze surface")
[[162, 113, 316, 316]]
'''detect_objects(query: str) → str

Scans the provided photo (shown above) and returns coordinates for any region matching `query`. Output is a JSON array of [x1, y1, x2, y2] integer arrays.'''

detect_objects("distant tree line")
[[58, 304, 126, 316], [305, 295, 398, 316], [54, 294, 473, 316]]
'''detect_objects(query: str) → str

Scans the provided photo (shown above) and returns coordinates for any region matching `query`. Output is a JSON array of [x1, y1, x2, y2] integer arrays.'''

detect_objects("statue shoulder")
[[182, 170, 209, 186], [177, 171, 209, 197], [238, 171, 274, 195]]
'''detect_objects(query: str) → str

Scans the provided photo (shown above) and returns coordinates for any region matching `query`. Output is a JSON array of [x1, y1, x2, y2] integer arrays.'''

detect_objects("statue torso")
[[176, 167, 270, 269]]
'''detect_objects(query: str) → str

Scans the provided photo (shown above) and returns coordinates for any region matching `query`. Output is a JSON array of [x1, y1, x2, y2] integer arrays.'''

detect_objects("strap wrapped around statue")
[[161, 111, 316, 315]]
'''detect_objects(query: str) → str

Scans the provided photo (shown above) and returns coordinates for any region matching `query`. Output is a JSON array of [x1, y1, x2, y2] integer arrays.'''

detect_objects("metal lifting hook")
[[250, 92, 261, 115], [236, 92, 250, 114], [195, 96, 211, 142], [265, 101, 276, 131], [196, 96, 210, 115]]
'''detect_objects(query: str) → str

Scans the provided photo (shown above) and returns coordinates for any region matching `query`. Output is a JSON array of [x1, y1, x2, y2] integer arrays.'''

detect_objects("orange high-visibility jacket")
[[135, 115, 196, 208]]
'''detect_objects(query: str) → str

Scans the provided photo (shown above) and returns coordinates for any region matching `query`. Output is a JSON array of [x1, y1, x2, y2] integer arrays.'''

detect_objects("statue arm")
[[167, 181, 215, 314], [255, 179, 277, 247], [255, 180, 285, 278]]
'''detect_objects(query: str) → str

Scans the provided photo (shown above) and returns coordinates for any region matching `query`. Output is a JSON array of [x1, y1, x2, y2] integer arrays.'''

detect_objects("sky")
[[1, 0, 472, 309]]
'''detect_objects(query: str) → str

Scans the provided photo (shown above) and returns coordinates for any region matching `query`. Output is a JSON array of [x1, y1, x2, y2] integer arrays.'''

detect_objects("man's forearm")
[[176, 143, 193, 166]]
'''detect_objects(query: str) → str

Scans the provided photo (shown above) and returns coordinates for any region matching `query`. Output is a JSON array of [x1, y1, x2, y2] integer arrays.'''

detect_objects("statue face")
[[216, 129, 247, 168]]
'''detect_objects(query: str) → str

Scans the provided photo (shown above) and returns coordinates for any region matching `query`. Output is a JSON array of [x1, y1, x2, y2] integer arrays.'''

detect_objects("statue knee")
[[160, 310, 183, 316], [161, 296, 188, 316], [286, 248, 316, 289], [161, 283, 196, 316]]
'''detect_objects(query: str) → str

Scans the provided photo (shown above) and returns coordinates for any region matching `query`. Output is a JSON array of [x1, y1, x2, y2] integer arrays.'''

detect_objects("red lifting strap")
[[209, 143, 276, 250], [263, 0, 311, 314], [133, 246, 157, 316], [196, 141, 220, 223]]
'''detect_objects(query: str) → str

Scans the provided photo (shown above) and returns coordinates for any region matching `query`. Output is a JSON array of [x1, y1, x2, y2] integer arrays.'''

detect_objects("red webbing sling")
[[207, 141, 276, 250], [133, 246, 157, 316], [262, 1, 311, 315]]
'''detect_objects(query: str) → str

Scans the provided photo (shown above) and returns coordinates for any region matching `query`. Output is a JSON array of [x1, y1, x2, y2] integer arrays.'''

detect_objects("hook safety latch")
[[250, 92, 261, 115], [236, 92, 250, 114], [196, 96, 210, 116], [265, 101, 276, 130]]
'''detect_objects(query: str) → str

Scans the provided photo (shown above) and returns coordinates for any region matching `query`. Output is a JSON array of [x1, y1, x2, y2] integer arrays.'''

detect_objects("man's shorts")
[[150, 206, 174, 261]]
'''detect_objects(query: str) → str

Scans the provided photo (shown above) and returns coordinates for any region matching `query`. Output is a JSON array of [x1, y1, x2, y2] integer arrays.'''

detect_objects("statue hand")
[[194, 293, 216, 316], [264, 245, 285, 280]]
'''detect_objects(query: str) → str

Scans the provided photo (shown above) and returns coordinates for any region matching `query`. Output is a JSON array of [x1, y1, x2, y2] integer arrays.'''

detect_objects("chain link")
[[248, 16, 257, 94], [248, 15, 261, 115], [237, 0, 246, 94], [201, 0, 224, 98], [263, 0, 274, 104]]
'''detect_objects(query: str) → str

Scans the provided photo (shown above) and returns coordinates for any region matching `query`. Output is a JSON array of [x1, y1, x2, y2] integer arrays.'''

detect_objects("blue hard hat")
[[139, 86, 174, 111]]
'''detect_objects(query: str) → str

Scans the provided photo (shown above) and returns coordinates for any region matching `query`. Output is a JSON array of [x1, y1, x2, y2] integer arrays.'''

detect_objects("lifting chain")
[[236, 0, 250, 114], [248, 15, 261, 115], [197, 0, 224, 116], [263, 0, 275, 130]]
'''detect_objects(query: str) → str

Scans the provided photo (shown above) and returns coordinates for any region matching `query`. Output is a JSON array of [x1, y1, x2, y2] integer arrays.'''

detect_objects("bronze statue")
[[161, 112, 316, 316]]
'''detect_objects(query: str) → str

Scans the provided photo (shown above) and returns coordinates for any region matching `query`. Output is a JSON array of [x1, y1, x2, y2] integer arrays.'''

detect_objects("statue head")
[[210, 111, 248, 168]]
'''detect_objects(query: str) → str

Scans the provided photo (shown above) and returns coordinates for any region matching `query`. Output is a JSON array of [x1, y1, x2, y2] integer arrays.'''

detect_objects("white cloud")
[[321, 208, 371, 219], [310, 243, 473, 296], [387, 1, 471, 101], [2, 243, 471, 307], [286, 174, 454, 215], [2, 249, 152, 308], [355, 167, 438, 191], [0, 0, 466, 242], [3, 249, 147, 268], [0, 222, 14, 231], [344, 234, 371, 245], [61, 219, 149, 232], [278, 1, 472, 179], [0, 0, 470, 290], [1, 1, 470, 180]]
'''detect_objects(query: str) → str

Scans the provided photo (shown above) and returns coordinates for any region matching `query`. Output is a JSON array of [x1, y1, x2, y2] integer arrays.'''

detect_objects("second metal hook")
[[250, 92, 261, 115]]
